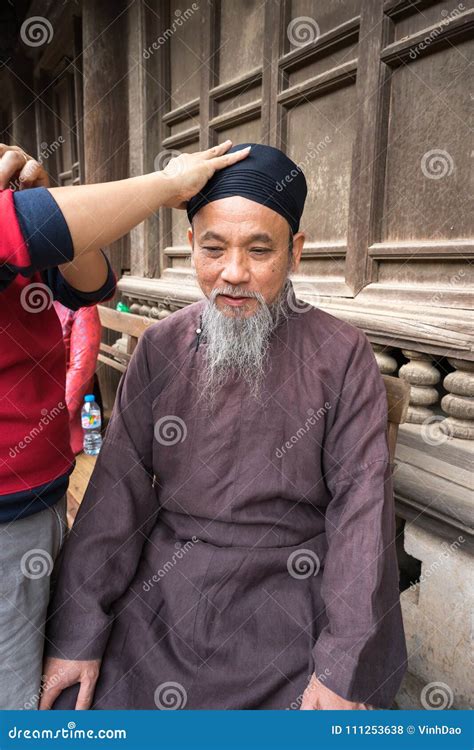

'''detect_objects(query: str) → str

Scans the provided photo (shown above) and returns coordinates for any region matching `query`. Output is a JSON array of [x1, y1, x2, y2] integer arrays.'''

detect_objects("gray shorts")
[[0, 496, 68, 710]]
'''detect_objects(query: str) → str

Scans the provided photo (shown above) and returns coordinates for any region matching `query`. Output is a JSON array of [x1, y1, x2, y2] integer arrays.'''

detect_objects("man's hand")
[[0, 144, 49, 190], [300, 673, 375, 710], [160, 140, 251, 209], [39, 657, 101, 710]]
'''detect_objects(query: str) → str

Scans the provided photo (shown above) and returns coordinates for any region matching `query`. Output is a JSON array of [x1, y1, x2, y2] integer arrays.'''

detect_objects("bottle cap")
[[84, 394, 95, 402]]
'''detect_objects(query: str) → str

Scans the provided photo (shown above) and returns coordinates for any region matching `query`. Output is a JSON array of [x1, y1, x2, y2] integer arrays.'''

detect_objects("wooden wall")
[[126, 0, 473, 318]]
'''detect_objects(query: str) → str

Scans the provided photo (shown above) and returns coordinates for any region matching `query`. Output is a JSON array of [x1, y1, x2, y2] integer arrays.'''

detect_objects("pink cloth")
[[54, 302, 101, 455]]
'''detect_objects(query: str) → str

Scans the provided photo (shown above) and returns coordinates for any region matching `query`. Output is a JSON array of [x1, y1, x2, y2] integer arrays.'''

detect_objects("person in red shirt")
[[0, 140, 251, 709]]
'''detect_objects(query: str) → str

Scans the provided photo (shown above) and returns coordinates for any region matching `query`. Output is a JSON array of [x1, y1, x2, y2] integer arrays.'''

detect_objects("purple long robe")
[[47, 281, 407, 709]]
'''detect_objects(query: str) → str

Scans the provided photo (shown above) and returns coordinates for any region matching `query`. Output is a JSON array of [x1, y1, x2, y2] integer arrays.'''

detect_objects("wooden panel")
[[217, 0, 265, 84], [168, 0, 202, 108], [382, 39, 472, 243], [392, 0, 470, 41], [216, 118, 262, 143], [377, 259, 473, 287], [216, 82, 262, 117], [287, 42, 358, 87], [288, 0, 362, 46], [286, 84, 357, 245]]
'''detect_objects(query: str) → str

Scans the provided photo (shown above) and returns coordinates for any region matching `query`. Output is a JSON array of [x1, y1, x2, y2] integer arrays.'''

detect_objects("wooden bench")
[[67, 306, 410, 520], [67, 453, 97, 527], [96, 305, 154, 373], [384, 376, 410, 467]]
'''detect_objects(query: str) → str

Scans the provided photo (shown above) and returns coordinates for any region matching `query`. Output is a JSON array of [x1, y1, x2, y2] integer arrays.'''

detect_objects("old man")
[[41, 143, 407, 710]]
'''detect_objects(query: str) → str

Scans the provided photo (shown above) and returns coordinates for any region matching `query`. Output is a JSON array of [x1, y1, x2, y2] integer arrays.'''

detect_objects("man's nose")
[[220, 250, 251, 286]]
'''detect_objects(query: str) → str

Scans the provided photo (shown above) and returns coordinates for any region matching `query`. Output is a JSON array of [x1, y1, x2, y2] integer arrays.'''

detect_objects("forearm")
[[48, 172, 172, 259], [2, 141, 249, 287]]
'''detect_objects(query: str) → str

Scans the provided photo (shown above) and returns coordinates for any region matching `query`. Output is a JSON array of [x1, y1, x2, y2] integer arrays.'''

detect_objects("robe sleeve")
[[45, 327, 159, 661], [312, 329, 408, 708]]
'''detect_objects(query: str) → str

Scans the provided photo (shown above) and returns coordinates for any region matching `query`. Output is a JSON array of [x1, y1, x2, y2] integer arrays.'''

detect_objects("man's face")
[[187, 196, 305, 407], [188, 196, 303, 316]]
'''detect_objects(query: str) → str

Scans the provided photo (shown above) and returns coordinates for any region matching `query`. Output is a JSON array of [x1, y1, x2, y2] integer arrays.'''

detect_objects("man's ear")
[[291, 231, 305, 272], [187, 226, 194, 268]]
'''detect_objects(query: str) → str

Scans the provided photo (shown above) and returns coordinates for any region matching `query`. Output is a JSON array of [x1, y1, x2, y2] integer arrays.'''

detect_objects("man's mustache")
[[210, 287, 264, 303]]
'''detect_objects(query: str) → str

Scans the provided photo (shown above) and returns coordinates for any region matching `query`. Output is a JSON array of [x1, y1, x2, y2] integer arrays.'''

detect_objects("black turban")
[[186, 143, 307, 234]]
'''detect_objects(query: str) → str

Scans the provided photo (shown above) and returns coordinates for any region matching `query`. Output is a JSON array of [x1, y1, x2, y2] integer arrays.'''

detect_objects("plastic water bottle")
[[81, 394, 102, 455]]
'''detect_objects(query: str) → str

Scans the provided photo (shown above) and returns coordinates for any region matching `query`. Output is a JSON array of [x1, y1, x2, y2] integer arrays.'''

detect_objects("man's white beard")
[[197, 279, 291, 410]]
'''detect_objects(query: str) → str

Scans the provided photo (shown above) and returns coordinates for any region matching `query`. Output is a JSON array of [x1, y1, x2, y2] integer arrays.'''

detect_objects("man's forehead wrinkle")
[[195, 196, 289, 230], [195, 206, 289, 246]]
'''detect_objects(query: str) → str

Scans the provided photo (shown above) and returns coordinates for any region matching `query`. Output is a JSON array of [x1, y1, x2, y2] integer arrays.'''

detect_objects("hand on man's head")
[[159, 140, 251, 210]]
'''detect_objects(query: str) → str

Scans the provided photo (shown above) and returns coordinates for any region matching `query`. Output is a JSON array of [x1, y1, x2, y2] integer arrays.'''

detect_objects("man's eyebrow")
[[246, 233, 273, 245], [198, 231, 274, 245], [199, 231, 228, 244]]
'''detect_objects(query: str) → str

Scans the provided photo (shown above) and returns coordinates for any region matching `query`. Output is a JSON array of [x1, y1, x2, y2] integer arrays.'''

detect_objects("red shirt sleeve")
[[0, 187, 74, 290], [0, 189, 31, 279]]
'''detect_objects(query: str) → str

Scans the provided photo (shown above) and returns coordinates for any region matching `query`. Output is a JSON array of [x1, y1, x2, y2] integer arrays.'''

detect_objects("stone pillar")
[[399, 351, 440, 424], [372, 344, 397, 375], [441, 359, 474, 440], [397, 524, 472, 709]]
